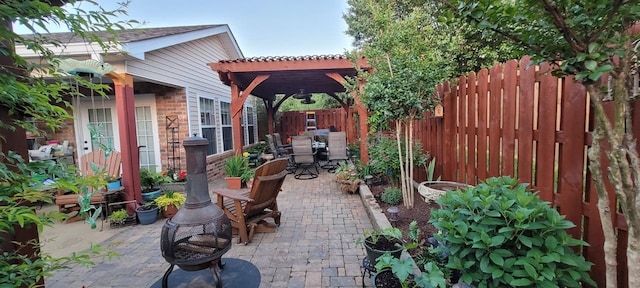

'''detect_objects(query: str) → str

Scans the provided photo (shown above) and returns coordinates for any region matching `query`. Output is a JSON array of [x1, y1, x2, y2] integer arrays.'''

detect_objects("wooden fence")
[[276, 108, 348, 141], [414, 56, 632, 287], [275, 56, 631, 286]]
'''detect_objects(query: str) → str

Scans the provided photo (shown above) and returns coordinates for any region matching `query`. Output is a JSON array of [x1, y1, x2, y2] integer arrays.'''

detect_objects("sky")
[[14, 0, 355, 58]]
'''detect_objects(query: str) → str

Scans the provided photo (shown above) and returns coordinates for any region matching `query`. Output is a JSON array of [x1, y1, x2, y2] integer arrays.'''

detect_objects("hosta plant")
[[430, 176, 595, 288]]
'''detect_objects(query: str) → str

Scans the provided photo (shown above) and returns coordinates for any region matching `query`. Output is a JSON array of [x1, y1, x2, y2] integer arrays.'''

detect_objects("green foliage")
[[108, 209, 128, 224], [0, 1, 137, 286], [372, 221, 448, 288], [139, 169, 172, 192], [154, 191, 186, 211], [224, 155, 249, 177], [430, 177, 595, 287], [335, 162, 360, 182], [438, 0, 639, 83], [240, 169, 255, 183], [425, 158, 440, 182], [357, 226, 403, 246], [368, 134, 429, 182], [381, 187, 403, 205]]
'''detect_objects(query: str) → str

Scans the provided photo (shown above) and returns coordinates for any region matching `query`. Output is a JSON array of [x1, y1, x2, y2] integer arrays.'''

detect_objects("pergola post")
[[231, 82, 243, 154], [108, 72, 142, 205], [355, 78, 368, 164]]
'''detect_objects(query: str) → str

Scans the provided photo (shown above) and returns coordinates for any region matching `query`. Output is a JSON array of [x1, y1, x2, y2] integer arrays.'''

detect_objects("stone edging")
[[358, 183, 418, 272]]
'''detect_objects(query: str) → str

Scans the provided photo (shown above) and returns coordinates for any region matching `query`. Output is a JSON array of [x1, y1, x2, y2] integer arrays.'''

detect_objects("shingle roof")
[[20, 24, 223, 44], [218, 54, 348, 63]]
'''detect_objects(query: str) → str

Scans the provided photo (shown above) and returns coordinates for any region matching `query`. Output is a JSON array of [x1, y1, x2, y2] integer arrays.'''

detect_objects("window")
[[220, 101, 233, 151], [88, 108, 114, 151], [135, 106, 157, 171], [246, 107, 256, 144], [200, 98, 217, 155]]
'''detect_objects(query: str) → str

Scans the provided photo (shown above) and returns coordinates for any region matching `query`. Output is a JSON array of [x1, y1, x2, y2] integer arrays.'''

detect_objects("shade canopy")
[[208, 55, 370, 100]]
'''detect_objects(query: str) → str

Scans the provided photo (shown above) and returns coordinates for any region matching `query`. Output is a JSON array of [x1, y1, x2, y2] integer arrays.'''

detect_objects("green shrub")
[[430, 176, 595, 288], [380, 187, 403, 205], [368, 134, 429, 184]]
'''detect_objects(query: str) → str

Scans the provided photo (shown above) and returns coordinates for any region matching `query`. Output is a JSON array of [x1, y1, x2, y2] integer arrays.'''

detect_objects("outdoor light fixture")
[[300, 95, 316, 105], [387, 206, 400, 227], [293, 88, 311, 99]]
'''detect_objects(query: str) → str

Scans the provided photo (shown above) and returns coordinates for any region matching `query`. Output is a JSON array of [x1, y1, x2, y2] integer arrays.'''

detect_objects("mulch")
[[368, 183, 440, 243]]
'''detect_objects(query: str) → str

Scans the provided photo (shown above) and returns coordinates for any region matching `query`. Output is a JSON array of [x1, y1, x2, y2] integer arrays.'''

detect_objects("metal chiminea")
[[160, 136, 232, 288]]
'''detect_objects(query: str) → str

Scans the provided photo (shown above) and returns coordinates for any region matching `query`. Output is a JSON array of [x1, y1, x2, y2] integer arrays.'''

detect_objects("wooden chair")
[[55, 150, 122, 223], [212, 158, 289, 244]]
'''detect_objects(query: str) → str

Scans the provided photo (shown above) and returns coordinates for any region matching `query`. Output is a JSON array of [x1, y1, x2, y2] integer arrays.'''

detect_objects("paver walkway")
[[45, 169, 374, 288]]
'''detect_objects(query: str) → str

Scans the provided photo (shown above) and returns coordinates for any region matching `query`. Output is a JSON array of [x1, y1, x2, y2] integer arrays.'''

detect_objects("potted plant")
[[135, 202, 159, 225], [154, 191, 186, 218], [224, 154, 248, 189], [357, 226, 404, 265], [335, 162, 361, 194], [241, 169, 255, 189], [140, 169, 172, 201], [105, 175, 122, 190]]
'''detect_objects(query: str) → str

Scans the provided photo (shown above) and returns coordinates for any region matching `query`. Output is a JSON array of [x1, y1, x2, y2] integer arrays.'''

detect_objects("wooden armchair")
[[212, 158, 289, 244], [55, 150, 122, 223]]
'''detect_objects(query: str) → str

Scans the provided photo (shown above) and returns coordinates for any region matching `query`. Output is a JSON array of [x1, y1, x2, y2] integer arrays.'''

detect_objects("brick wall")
[[206, 150, 235, 180], [155, 88, 189, 172]]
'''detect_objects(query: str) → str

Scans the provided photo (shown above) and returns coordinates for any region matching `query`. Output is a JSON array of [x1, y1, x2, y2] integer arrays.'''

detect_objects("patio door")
[[136, 105, 159, 172], [79, 99, 120, 156]]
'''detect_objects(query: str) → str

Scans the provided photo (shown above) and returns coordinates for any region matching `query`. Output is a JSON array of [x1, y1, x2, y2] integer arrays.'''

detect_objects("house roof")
[[26, 25, 223, 44], [18, 24, 243, 60], [209, 54, 371, 99]]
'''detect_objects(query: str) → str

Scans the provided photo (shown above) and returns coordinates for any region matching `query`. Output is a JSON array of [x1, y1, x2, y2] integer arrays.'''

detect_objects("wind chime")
[[56, 58, 116, 228]]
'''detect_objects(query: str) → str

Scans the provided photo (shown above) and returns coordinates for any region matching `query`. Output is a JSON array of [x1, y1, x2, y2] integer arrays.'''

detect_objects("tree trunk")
[[396, 120, 408, 208]]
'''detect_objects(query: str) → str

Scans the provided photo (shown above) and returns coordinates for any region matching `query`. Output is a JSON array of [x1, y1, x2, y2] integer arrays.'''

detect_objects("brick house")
[[17, 25, 257, 180]]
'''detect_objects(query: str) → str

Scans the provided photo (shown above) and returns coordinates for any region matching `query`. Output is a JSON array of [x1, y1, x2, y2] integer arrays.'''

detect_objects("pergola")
[[208, 55, 372, 163]]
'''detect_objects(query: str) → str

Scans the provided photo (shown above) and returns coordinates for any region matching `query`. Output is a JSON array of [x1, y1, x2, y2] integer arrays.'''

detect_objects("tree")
[[1, 0, 135, 286], [344, 0, 448, 208], [437, 0, 640, 286]]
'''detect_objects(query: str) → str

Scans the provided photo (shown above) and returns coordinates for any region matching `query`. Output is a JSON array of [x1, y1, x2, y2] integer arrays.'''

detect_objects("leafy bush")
[[380, 187, 403, 205], [139, 169, 172, 192], [224, 155, 249, 177], [368, 134, 429, 184], [430, 176, 595, 288]]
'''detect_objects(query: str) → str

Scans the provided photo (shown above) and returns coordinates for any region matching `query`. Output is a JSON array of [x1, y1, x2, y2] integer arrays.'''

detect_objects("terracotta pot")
[[225, 177, 242, 189], [162, 204, 178, 218]]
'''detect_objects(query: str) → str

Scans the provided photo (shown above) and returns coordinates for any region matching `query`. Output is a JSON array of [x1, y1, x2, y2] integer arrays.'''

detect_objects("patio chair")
[[273, 133, 292, 152], [212, 158, 289, 244], [266, 134, 296, 173], [55, 150, 123, 223], [322, 131, 349, 172], [290, 135, 319, 179]]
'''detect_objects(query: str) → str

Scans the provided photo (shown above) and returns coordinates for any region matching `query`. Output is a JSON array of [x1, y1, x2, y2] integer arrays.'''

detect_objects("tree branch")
[[538, 0, 585, 53], [586, 0, 623, 44]]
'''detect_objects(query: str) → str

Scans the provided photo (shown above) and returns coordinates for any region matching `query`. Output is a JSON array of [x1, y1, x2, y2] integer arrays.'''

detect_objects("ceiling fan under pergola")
[[293, 89, 315, 104]]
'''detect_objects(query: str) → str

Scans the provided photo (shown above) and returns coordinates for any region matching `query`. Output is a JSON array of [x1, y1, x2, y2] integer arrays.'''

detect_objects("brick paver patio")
[[44, 169, 374, 288]]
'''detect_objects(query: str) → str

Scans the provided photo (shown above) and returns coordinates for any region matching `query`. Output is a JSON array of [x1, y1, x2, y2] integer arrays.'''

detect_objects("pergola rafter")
[[208, 55, 371, 163]]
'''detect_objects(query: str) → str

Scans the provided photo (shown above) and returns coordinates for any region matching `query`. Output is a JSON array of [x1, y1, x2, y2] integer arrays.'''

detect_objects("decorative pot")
[[225, 176, 242, 189], [363, 236, 403, 264], [106, 179, 122, 190], [136, 206, 158, 225], [373, 269, 402, 288], [418, 181, 472, 203], [141, 189, 162, 201], [161, 204, 178, 218], [338, 179, 361, 194]]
